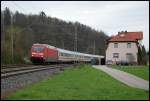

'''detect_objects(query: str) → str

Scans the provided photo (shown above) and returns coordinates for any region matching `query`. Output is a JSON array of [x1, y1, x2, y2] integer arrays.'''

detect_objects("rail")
[[1, 64, 73, 78]]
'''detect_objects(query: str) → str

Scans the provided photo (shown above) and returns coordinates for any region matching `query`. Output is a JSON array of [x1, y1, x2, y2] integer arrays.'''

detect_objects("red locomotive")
[[30, 44, 58, 63]]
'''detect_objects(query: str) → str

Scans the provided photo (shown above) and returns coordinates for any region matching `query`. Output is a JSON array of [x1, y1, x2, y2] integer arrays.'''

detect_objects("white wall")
[[106, 42, 138, 64]]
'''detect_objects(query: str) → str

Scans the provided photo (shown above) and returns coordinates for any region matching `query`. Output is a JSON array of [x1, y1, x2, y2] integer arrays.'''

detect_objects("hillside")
[[1, 7, 108, 64]]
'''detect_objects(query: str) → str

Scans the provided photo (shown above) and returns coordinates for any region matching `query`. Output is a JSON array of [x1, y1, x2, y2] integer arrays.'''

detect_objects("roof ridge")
[[108, 31, 143, 42]]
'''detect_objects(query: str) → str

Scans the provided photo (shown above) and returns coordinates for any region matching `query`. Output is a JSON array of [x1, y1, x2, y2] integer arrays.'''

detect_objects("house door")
[[126, 53, 134, 63]]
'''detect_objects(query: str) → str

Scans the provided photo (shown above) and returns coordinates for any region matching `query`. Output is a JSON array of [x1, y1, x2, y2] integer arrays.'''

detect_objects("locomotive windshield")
[[33, 47, 44, 52]]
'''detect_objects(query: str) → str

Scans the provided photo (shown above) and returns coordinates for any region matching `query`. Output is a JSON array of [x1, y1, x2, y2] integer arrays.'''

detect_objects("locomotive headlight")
[[39, 53, 44, 55], [32, 52, 36, 55]]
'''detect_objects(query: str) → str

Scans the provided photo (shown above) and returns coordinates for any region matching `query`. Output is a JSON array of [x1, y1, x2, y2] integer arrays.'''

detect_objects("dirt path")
[[92, 65, 149, 91]]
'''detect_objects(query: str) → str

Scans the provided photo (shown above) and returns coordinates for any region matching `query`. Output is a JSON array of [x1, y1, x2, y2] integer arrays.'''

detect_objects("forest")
[[1, 7, 108, 64]]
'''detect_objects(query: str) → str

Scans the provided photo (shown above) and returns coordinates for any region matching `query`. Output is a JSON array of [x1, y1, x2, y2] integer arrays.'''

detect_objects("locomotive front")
[[30, 44, 46, 63]]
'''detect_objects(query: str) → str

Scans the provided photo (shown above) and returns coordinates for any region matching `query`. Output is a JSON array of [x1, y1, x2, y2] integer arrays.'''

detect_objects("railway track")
[[1, 64, 54, 69], [1, 64, 73, 78], [1, 63, 79, 99]]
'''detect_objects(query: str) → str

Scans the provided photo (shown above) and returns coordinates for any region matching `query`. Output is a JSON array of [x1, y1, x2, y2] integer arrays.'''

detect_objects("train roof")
[[57, 48, 76, 54], [57, 48, 104, 58], [33, 43, 56, 49]]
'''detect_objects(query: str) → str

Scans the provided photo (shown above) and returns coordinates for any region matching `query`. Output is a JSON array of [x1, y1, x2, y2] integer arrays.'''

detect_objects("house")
[[106, 31, 143, 65]]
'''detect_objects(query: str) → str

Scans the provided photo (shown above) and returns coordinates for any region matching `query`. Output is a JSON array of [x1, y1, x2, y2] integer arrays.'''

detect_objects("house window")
[[127, 43, 131, 48], [126, 53, 131, 57], [114, 43, 118, 48], [113, 53, 119, 58]]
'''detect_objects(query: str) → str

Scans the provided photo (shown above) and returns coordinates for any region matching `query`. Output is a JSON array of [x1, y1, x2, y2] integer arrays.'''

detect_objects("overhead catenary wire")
[[2, 10, 7, 63], [9, 1, 31, 64], [10, 12, 14, 63], [11, 1, 27, 14], [10, 1, 37, 34], [1, 2, 104, 65], [74, 23, 78, 64], [6, 2, 100, 58], [9, 2, 98, 45], [93, 40, 96, 55], [49, 27, 98, 55]]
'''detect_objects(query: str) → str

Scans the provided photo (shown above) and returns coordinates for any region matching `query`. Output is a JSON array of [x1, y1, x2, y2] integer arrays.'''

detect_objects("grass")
[[8, 65, 149, 100], [109, 65, 149, 80]]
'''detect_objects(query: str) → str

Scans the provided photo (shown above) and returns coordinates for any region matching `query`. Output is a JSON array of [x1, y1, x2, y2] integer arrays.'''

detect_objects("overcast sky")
[[1, 1, 149, 51]]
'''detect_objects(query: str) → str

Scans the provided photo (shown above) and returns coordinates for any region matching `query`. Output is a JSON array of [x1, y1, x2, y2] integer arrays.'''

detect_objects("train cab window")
[[33, 47, 44, 52], [61, 53, 67, 56], [61, 53, 64, 56], [62, 53, 70, 57]]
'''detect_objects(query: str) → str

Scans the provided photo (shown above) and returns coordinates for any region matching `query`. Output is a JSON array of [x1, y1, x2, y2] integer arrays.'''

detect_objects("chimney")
[[121, 31, 124, 33], [119, 31, 126, 37]]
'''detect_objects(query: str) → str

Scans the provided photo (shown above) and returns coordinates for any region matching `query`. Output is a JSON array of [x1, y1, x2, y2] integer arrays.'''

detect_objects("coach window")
[[65, 53, 67, 56], [64, 53, 67, 56], [68, 54, 71, 57]]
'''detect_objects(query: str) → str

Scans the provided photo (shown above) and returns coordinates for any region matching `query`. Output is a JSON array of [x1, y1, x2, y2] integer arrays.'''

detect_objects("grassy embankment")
[[8, 65, 149, 100], [109, 65, 149, 80]]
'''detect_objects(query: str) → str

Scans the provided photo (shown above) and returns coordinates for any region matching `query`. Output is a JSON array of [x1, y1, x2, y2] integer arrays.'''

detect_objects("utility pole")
[[11, 13, 14, 64], [2, 12, 4, 39], [74, 23, 77, 64], [2, 11, 5, 63], [75, 24, 77, 53], [62, 40, 65, 49], [93, 40, 95, 54]]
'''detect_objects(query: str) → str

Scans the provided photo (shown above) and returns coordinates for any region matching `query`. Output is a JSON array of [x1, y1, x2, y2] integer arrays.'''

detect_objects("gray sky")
[[1, 1, 149, 51]]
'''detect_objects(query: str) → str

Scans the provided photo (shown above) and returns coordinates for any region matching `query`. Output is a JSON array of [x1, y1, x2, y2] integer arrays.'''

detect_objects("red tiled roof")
[[108, 32, 143, 42]]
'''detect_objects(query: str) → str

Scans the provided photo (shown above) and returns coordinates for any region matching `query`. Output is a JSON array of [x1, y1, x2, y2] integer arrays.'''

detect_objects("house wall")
[[106, 42, 138, 64]]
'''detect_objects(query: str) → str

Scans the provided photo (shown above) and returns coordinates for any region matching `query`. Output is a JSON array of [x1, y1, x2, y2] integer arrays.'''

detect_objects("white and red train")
[[30, 43, 104, 64]]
